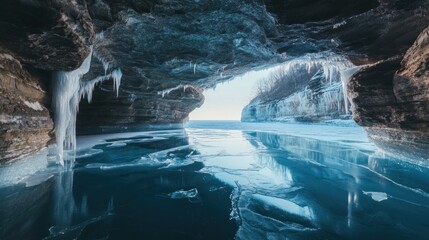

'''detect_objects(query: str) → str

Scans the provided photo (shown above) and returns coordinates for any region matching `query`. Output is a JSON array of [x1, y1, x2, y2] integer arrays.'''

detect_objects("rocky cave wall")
[[0, 0, 94, 163], [0, 0, 428, 162]]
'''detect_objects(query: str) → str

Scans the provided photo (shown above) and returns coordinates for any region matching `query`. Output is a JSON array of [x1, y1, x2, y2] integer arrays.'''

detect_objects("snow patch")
[[333, 21, 347, 29], [157, 84, 194, 98], [363, 191, 388, 202], [24, 101, 44, 111]]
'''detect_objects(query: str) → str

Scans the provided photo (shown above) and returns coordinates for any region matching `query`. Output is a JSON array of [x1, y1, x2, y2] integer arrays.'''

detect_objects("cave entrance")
[[189, 67, 277, 121]]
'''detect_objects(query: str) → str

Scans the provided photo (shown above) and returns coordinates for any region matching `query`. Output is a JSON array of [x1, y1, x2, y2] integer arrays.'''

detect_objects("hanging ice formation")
[[276, 53, 360, 115], [244, 53, 362, 122], [52, 49, 122, 166]]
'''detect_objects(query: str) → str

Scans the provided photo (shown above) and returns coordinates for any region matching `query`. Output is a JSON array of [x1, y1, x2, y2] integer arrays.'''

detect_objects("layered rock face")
[[349, 27, 429, 159], [0, 54, 53, 163], [244, 0, 429, 159], [0, 0, 94, 162]]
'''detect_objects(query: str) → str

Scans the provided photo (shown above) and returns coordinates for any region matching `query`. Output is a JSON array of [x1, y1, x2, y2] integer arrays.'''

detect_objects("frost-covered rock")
[[242, 55, 359, 122]]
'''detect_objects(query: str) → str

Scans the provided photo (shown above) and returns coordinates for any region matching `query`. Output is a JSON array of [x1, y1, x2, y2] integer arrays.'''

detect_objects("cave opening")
[[189, 68, 275, 121], [2, 1, 429, 239]]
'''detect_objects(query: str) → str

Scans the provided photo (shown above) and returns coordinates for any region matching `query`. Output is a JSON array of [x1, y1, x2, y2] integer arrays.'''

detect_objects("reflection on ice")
[[186, 122, 429, 239], [2, 122, 429, 239]]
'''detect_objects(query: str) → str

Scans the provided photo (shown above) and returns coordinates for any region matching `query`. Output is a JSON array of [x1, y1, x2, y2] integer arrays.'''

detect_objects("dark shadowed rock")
[[0, 0, 94, 163], [0, 0, 94, 71]]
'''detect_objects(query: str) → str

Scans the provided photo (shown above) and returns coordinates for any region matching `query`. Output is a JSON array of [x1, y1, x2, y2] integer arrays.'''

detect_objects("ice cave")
[[1, 0, 429, 239]]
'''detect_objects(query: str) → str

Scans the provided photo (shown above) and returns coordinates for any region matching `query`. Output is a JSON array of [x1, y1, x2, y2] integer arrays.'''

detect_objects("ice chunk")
[[148, 145, 192, 161], [168, 188, 199, 199], [363, 191, 388, 202], [252, 194, 313, 221], [107, 142, 127, 148]]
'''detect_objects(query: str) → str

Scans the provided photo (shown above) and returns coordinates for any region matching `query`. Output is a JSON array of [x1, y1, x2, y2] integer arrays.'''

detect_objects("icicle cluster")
[[52, 50, 123, 166], [274, 54, 360, 114], [52, 52, 92, 166], [245, 53, 362, 121]]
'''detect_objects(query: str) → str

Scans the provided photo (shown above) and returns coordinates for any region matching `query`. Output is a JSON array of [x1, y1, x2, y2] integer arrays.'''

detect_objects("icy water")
[[1, 121, 429, 240]]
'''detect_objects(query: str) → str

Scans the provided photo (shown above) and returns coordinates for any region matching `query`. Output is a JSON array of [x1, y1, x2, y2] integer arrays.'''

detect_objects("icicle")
[[79, 68, 122, 103], [52, 50, 92, 166], [52, 48, 123, 167], [193, 63, 197, 74], [112, 69, 122, 97], [339, 66, 362, 114], [252, 53, 360, 119]]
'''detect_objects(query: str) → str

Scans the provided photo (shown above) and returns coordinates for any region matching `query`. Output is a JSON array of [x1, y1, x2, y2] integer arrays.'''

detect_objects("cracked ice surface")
[[2, 121, 429, 239]]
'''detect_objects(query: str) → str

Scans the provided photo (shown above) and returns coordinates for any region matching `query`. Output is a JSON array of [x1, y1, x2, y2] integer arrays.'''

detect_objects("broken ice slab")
[[362, 191, 388, 202], [168, 188, 199, 199]]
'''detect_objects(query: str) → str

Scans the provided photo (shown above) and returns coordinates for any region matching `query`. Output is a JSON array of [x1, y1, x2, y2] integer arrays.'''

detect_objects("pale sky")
[[189, 67, 280, 120]]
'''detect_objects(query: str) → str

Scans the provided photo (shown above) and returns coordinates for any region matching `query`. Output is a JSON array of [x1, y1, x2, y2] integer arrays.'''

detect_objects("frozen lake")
[[1, 121, 429, 239]]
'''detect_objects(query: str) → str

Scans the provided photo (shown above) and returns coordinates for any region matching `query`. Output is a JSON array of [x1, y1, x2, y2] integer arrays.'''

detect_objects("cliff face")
[[241, 56, 355, 122], [0, 0, 94, 163], [0, 0, 429, 162], [242, 82, 349, 123], [243, 0, 429, 124], [0, 54, 53, 163], [349, 27, 429, 159]]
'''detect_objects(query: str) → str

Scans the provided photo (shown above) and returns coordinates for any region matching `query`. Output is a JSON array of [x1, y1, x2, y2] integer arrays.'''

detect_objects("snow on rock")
[[157, 84, 194, 98], [23, 101, 44, 111]]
